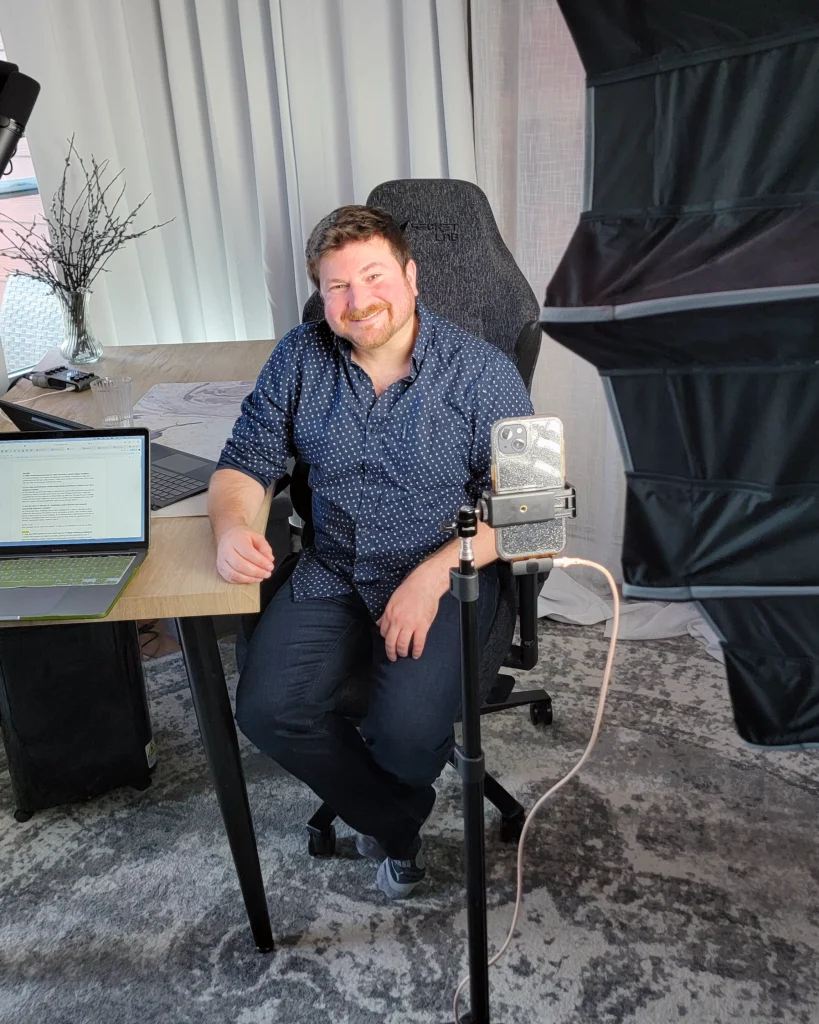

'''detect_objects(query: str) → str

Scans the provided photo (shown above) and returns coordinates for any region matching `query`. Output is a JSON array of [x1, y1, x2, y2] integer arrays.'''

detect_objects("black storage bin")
[[0, 621, 155, 821]]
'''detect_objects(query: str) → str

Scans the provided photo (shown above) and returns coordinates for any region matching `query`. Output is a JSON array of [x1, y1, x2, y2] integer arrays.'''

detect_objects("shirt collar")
[[410, 300, 433, 377], [331, 299, 434, 380]]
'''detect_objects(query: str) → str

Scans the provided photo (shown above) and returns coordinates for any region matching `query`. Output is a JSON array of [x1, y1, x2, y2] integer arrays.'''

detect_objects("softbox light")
[[542, 2, 819, 747]]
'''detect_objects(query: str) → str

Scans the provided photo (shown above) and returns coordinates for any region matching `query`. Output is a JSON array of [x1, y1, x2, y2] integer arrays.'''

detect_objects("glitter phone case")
[[490, 415, 567, 560]]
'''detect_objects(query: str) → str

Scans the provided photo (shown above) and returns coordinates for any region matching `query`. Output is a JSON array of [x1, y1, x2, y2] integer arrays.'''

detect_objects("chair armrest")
[[513, 320, 543, 393], [272, 473, 291, 498]]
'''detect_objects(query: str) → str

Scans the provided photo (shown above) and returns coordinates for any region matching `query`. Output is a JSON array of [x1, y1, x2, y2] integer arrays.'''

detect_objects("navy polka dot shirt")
[[217, 300, 533, 618]]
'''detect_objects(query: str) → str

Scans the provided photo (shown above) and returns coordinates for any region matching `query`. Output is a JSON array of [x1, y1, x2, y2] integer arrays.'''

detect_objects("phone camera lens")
[[500, 426, 514, 441], [512, 438, 526, 452]]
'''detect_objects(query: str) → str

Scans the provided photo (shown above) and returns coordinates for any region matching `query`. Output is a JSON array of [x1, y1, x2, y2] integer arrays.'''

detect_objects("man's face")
[[319, 237, 418, 353]]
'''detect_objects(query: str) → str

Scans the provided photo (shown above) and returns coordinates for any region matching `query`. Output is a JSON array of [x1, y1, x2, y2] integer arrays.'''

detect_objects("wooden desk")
[[0, 341, 276, 953], [1, 343, 272, 620]]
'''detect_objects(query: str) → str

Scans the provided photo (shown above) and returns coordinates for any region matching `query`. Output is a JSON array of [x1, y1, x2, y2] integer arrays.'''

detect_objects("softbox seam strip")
[[580, 192, 819, 221], [582, 86, 594, 212], [602, 377, 633, 472], [540, 283, 819, 324], [586, 24, 819, 87], [603, 364, 819, 378], [623, 584, 819, 600], [693, 602, 727, 644]]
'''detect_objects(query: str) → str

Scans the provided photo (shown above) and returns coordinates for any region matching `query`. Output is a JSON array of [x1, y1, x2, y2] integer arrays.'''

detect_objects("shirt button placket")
[[355, 408, 381, 582]]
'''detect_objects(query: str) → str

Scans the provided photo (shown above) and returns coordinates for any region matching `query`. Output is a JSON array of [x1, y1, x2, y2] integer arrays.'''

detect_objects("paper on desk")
[[133, 380, 254, 463], [135, 381, 254, 518]]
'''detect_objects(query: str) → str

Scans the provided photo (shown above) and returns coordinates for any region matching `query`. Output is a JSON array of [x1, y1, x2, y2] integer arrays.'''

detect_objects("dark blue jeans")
[[235, 566, 499, 858]]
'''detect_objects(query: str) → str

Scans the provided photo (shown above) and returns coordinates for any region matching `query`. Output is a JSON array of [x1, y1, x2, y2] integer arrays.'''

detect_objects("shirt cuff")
[[214, 455, 273, 491]]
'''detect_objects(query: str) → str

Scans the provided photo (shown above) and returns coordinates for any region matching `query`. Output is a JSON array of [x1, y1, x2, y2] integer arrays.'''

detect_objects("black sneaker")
[[375, 837, 426, 899]]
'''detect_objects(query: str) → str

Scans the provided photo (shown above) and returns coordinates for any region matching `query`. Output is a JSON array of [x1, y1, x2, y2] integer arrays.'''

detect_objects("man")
[[209, 205, 533, 899]]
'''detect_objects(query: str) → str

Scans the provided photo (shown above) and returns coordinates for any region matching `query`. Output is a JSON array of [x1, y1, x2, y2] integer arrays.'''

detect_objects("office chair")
[[247, 179, 553, 856], [0, 273, 63, 375]]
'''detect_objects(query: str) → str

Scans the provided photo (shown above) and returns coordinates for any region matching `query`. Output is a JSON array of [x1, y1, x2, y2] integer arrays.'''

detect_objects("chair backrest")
[[0, 274, 63, 374], [302, 179, 541, 389]]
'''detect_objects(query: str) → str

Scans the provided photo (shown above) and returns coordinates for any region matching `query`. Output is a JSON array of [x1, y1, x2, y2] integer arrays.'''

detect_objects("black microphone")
[[0, 70, 40, 178]]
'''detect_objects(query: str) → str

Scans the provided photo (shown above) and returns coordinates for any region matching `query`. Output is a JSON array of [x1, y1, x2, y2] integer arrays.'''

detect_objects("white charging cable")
[[11, 382, 78, 405], [453, 556, 621, 1023]]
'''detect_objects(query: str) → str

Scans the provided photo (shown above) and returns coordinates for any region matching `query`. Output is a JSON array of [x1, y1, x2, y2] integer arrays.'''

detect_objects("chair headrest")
[[303, 179, 538, 362]]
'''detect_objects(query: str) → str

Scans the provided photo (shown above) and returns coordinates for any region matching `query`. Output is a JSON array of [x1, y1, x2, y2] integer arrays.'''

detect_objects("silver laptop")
[[0, 428, 150, 620]]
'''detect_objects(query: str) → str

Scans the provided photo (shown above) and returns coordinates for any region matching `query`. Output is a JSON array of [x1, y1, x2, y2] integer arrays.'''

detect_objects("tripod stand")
[[446, 504, 502, 1024], [445, 481, 575, 1022]]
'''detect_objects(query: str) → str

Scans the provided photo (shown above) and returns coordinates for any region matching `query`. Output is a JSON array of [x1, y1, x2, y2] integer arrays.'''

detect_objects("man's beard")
[[338, 293, 414, 351]]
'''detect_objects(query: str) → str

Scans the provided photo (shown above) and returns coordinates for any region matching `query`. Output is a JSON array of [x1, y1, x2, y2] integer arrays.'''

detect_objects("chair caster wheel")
[[14, 809, 33, 823], [308, 826, 336, 858], [500, 811, 524, 843], [530, 698, 553, 727]]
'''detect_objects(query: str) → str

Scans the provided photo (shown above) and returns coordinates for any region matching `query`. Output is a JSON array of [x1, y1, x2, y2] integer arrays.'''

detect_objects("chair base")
[[307, 802, 338, 857]]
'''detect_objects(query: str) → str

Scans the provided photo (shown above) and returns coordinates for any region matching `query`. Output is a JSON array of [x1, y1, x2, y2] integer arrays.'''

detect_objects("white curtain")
[[470, 0, 625, 582], [0, 0, 475, 348]]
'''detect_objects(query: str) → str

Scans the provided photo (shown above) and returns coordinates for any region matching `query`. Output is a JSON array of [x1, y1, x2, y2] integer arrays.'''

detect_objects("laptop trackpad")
[[154, 453, 212, 475], [0, 584, 122, 620], [0, 588, 63, 619], [50, 584, 122, 616]]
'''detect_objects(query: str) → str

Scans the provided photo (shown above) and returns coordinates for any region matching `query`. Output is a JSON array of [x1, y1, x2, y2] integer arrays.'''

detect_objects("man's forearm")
[[414, 520, 498, 598], [207, 467, 268, 541]]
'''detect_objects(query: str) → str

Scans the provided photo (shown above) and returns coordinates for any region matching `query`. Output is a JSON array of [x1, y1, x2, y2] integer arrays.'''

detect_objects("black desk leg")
[[176, 615, 274, 954]]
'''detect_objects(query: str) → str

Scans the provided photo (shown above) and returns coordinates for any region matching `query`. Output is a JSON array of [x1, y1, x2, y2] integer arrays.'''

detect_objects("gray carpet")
[[1, 621, 818, 1024]]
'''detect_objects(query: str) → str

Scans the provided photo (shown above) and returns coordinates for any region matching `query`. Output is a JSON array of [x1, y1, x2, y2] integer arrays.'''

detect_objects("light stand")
[[448, 505, 494, 1024], [445, 484, 576, 1024]]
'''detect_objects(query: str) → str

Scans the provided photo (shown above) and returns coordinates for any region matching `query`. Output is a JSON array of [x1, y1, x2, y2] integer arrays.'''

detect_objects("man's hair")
[[305, 205, 412, 289]]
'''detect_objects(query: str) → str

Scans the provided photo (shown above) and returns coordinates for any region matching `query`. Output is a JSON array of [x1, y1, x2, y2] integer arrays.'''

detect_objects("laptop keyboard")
[[151, 465, 202, 509], [0, 555, 135, 589]]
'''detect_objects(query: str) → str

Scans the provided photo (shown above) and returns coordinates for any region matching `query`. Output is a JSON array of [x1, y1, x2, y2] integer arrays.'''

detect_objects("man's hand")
[[377, 563, 445, 662], [215, 525, 274, 584]]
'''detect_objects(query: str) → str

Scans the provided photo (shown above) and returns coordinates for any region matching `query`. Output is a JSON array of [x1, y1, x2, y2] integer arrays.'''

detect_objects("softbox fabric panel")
[[544, 2, 819, 746]]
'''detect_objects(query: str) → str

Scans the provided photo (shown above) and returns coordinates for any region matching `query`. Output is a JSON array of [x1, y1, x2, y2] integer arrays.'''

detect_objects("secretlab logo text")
[[401, 220, 459, 242]]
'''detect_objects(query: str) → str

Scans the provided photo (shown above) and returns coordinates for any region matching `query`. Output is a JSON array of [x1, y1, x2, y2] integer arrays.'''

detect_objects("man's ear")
[[405, 258, 419, 296]]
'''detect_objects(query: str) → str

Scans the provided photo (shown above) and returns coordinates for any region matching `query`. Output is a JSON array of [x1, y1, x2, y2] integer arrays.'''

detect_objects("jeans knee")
[[235, 678, 306, 757], [369, 729, 453, 789]]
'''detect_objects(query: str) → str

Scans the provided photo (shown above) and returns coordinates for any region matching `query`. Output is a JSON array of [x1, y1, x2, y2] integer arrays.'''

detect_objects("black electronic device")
[[29, 365, 101, 391], [0, 399, 219, 510], [0, 62, 40, 178], [0, 619, 155, 821]]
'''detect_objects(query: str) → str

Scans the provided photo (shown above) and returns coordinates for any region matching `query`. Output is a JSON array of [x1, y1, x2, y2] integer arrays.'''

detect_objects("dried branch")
[[2, 136, 173, 295]]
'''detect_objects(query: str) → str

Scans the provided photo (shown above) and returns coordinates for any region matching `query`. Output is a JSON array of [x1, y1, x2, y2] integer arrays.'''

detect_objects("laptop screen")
[[0, 433, 147, 548]]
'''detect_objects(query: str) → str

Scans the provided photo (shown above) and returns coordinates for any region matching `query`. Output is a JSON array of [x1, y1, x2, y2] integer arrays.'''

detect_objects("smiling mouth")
[[349, 307, 387, 324]]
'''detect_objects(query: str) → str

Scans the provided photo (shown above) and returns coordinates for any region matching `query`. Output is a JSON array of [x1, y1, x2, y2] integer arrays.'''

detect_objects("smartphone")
[[490, 415, 567, 560]]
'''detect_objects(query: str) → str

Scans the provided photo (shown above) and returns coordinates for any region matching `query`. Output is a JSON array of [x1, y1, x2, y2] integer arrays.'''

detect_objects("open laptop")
[[0, 399, 218, 510], [0, 429, 150, 620]]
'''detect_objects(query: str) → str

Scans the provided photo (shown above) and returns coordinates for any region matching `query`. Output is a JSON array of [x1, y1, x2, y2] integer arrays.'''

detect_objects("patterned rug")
[[1, 621, 818, 1024]]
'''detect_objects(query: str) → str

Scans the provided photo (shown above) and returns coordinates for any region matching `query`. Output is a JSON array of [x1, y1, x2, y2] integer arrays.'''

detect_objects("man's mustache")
[[344, 302, 391, 322]]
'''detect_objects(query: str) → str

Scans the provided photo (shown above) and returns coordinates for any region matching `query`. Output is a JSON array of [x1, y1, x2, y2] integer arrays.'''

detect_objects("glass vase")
[[57, 288, 103, 364]]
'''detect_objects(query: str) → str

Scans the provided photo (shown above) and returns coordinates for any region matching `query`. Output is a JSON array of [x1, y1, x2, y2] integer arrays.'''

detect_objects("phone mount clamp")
[[440, 484, 577, 1024]]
